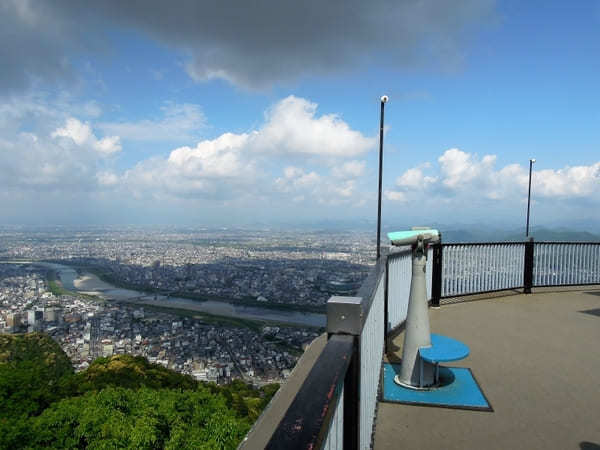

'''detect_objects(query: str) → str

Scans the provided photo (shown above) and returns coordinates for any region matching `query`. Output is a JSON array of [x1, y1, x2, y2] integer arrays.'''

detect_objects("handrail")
[[266, 334, 355, 449], [257, 239, 600, 449], [266, 257, 387, 450]]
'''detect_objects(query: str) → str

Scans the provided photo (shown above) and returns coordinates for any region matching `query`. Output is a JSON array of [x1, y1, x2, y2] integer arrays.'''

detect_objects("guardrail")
[[262, 238, 600, 449], [266, 258, 386, 450], [439, 243, 525, 300], [533, 242, 600, 287], [431, 240, 600, 304]]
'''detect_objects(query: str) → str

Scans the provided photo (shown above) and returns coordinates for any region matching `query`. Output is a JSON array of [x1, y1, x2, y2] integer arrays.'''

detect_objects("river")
[[3, 261, 326, 328]]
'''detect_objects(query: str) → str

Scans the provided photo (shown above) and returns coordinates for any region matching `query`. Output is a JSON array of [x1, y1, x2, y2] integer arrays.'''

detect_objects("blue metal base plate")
[[382, 363, 493, 411]]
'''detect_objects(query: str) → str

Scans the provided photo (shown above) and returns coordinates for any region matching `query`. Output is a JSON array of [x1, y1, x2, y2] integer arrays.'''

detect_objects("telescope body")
[[388, 228, 438, 388]]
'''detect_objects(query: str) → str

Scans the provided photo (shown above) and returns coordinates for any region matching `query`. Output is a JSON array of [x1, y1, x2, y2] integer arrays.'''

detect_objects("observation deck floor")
[[375, 288, 600, 450]]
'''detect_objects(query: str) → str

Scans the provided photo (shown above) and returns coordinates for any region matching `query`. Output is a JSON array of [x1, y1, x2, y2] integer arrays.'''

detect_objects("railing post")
[[431, 243, 443, 307], [327, 296, 363, 450], [523, 238, 534, 294]]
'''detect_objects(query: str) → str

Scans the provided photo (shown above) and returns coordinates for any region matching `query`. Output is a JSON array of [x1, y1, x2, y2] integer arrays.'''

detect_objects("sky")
[[1, 0, 599, 229]]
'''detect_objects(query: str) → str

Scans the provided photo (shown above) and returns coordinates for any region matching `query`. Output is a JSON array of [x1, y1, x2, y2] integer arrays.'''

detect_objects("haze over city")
[[1, 1, 599, 229]]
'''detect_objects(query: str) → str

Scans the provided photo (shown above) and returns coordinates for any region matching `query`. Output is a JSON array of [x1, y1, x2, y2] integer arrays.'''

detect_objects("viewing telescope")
[[388, 228, 440, 247]]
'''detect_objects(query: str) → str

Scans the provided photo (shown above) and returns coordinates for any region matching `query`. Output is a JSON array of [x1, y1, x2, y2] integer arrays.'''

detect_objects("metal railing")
[[266, 258, 386, 450], [264, 238, 600, 449], [440, 243, 525, 300], [533, 242, 600, 287]]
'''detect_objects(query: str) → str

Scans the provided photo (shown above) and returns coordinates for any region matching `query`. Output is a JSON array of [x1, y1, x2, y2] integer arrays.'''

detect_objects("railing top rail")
[[442, 241, 526, 246], [534, 241, 600, 245], [266, 334, 354, 450]]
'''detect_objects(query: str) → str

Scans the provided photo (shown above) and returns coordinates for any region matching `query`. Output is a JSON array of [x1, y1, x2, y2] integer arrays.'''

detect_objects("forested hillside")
[[0, 333, 278, 449]]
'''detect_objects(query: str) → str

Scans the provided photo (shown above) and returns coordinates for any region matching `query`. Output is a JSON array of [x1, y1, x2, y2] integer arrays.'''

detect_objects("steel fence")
[[533, 242, 600, 286], [441, 243, 525, 299]]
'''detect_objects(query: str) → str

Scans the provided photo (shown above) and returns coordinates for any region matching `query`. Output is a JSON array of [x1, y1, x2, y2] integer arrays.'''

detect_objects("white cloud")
[[98, 103, 205, 142], [167, 133, 250, 179], [384, 190, 408, 202], [0, 96, 123, 192], [96, 171, 119, 186], [332, 160, 366, 179], [252, 96, 375, 157], [52, 117, 121, 155], [396, 166, 437, 189], [274, 165, 364, 205], [123, 132, 257, 199], [535, 164, 600, 197], [438, 148, 495, 189], [121, 96, 373, 202], [390, 148, 600, 204]]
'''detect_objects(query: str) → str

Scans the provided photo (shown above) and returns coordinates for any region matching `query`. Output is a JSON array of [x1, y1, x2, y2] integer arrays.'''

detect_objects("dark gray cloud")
[[1, 0, 496, 93], [0, 1, 76, 94]]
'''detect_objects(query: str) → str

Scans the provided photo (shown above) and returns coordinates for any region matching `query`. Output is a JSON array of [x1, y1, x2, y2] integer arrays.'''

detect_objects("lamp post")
[[526, 158, 535, 237], [376, 95, 388, 260]]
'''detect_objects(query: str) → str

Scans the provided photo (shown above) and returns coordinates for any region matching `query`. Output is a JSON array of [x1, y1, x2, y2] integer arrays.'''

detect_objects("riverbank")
[[8, 259, 325, 328], [45, 267, 105, 303], [48, 260, 327, 314]]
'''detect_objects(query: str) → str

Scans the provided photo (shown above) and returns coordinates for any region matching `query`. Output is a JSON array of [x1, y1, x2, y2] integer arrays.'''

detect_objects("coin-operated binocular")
[[388, 228, 440, 388]]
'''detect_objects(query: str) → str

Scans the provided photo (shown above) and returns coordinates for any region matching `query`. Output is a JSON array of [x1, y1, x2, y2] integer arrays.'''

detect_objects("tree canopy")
[[0, 333, 279, 450]]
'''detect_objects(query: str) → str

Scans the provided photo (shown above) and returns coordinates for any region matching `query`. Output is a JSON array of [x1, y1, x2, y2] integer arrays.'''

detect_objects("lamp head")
[[530, 158, 536, 163], [380, 95, 389, 103]]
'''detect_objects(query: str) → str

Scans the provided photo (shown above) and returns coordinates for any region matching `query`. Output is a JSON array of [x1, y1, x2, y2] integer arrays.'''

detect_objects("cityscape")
[[0, 227, 374, 385]]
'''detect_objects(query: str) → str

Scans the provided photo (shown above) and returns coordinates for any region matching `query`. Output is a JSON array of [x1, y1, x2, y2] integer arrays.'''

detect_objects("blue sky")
[[1, 0, 599, 229]]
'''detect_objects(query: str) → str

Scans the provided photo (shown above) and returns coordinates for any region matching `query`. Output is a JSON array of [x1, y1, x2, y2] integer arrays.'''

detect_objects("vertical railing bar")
[[573, 244, 577, 284], [587, 245, 591, 283], [475, 245, 480, 293], [503, 245, 508, 288], [475, 245, 479, 292], [499, 245, 504, 289], [463, 246, 467, 294], [465, 246, 470, 294], [494, 244, 498, 291], [449, 246, 454, 296], [511, 245, 515, 287], [541, 243, 545, 286], [454, 246, 458, 295], [558, 244, 563, 285], [576, 244, 581, 284], [574, 244, 578, 285], [556, 244, 560, 285], [560, 244, 564, 284], [569, 244, 574, 284], [460, 245, 464, 294], [484, 245, 488, 291], [468, 246, 472, 294], [553, 244, 556, 284], [542, 244, 547, 286], [548, 244, 551, 285], [464, 246, 468, 294], [593, 245, 600, 283], [495, 244, 500, 290], [585, 244, 589, 283], [548, 244, 552, 285], [510, 244, 514, 287]]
